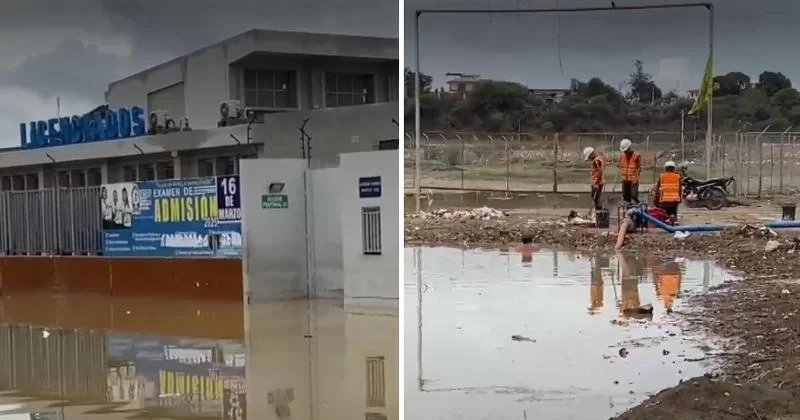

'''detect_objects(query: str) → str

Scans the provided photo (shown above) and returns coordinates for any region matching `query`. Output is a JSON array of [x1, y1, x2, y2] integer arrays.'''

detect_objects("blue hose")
[[631, 207, 727, 233], [627, 208, 800, 234], [764, 220, 800, 229]]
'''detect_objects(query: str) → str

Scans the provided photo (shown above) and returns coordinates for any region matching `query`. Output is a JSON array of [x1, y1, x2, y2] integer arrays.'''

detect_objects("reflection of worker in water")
[[618, 254, 644, 317], [655, 261, 682, 312], [589, 256, 604, 314], [518, 234, 535, 263]]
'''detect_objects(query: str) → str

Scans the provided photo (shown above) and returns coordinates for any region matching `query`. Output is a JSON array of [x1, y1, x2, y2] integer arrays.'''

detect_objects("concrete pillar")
[[100, 162, 109, 185], [172, 152, 181, 179]]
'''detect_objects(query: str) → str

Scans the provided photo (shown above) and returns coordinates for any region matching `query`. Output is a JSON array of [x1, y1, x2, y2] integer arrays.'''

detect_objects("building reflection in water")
[[0, 294, 397, 420]]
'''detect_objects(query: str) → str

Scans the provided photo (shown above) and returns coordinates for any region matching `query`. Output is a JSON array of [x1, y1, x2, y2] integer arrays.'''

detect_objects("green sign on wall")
[[261, 194, 288, 209]]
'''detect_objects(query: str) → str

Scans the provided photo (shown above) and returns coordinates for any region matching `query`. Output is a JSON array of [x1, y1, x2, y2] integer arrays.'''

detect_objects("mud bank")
[[405, 215, 800, 420]]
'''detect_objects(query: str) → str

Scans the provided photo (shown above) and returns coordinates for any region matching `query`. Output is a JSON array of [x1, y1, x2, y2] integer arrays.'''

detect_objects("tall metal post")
[[680, 108, 686, 163], [414, 12, 422, 213], [705, 4, 714, 179]]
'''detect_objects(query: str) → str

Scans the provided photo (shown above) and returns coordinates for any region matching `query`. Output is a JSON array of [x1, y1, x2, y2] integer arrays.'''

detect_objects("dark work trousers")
[[660, 203, 680, 220], [621, 181, 640, 204], [591, 185, 604, 210]]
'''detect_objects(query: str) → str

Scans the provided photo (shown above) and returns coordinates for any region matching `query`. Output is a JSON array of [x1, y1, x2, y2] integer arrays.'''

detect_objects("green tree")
[[713, 71, 751, 96], [771, 87, 800, 113], [758, 71, 792, 96], [627, 60, 663, 103], [404, 67, 433, 97]]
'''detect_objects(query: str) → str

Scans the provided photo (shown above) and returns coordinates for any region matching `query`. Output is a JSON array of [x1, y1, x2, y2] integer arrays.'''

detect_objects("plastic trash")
[[674, 231, 691, 239]]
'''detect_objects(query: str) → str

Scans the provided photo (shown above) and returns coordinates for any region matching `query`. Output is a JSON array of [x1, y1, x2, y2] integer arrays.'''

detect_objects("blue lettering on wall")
[[19, 106, 147, 149]]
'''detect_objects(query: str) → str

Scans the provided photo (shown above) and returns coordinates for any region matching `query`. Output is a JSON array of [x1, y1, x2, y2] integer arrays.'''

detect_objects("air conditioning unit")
[[219, 100, 243, 120], [148, 110, 170, 134]]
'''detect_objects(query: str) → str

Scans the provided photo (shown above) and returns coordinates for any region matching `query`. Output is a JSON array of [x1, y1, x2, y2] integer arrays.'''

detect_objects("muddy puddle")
[[404, 247, 735, 420], [0, 295, 398, 419]]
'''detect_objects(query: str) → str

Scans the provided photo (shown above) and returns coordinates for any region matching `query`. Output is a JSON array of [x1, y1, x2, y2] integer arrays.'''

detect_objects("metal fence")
[[404, 130, 800, 198], [0, 186, 101, 255]]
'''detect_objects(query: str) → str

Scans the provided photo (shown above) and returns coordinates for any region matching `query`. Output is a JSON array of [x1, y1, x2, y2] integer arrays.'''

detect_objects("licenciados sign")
[[19, 106, 147, 149]]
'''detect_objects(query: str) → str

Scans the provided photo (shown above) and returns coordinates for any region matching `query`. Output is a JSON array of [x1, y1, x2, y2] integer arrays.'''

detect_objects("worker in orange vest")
[[654, 160, 682, 222], [654, 261, 682, 312], [583, 147, 605, 211], [618, 138, 641, 204]]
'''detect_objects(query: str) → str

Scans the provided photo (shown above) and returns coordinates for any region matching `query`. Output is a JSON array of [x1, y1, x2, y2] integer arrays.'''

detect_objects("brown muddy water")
[[0, 295, 397, 420], [404, 247, 735, 420]]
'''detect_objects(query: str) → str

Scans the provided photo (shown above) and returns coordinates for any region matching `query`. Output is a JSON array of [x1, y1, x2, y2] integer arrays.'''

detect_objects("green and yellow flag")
[[688, 52, 714, 115]]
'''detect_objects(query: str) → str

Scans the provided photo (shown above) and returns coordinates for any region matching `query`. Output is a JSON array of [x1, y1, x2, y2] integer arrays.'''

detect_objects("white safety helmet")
[[619, 138, 632, 152], [582, 147, 595, 161], [664, 160, 676, 169]]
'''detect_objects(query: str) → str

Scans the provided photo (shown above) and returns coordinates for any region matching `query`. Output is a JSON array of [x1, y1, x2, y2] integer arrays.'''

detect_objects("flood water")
[[0, 294, 397, 419], [404, 247, 733, 420]]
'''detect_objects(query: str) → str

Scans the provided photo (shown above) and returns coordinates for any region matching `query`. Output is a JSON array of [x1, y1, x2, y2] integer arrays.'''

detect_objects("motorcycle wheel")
[[702, 187, 727, 211]]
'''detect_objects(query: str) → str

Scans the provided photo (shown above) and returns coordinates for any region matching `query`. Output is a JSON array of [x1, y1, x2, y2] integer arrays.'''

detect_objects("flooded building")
[[0, 29, 400, 302]]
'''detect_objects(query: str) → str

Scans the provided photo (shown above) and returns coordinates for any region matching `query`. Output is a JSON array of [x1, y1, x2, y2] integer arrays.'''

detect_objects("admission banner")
[[102, 176, 242, 257]]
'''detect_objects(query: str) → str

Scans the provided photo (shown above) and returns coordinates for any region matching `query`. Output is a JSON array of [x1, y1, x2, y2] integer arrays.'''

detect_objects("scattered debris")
[[511, 334, 536, 343], [619, 348, 629, 358], [409, 206, 508, 221], [765, 240, 781, 253]]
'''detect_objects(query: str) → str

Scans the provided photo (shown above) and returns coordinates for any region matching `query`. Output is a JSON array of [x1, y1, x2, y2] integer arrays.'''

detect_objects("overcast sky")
[[405, 0, 800, 94], [0, 0, 398, 148]]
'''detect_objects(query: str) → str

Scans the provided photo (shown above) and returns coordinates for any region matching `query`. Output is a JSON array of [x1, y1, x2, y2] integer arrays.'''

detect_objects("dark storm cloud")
[[0, 39, 131, 99], [102, 0, 399, 57], [405, 0, 800, 90]]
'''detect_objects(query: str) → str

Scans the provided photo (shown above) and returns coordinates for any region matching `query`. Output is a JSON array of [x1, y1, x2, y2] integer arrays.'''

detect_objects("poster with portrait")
[[101, 182, 141, 230]]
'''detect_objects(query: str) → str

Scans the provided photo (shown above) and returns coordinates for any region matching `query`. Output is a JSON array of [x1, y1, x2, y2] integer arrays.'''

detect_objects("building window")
[[198, 158, 214, 177], [71, 170, 86, 187], [156, 161, 175, 180], [1, 176, 10, 191], [139, 163, 155, 181], [11, 175, 24, 191], [216, 157, 236, 176], [122, 165, 137, 182], [57, 171, 70, 188], [25, 174, 39, 190], [87, 168, 102, 186], [325, 73, 375, 107], [243, 69, 297, 109]]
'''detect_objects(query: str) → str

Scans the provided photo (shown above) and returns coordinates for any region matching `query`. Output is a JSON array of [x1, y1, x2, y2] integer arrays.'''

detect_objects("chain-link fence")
[[404, 130, 800, 198], [0, 186, 102, 255]]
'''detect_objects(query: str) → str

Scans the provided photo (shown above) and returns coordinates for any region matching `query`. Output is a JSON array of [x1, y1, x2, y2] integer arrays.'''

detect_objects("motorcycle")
[[681, 175, 735, 210]]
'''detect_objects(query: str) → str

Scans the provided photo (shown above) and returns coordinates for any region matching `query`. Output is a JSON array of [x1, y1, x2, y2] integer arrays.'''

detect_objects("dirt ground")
[[405, 201, 800, 420]]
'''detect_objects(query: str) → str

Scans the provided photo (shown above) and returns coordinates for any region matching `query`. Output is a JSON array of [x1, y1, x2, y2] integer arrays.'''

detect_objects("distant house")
[[529, 88, 573, 104], [445, 73, 482, 100]]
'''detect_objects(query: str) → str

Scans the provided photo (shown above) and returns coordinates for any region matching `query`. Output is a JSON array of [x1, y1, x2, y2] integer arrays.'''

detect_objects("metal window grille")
[[366, 356, 386, 407], [361, 207, 382, 255]]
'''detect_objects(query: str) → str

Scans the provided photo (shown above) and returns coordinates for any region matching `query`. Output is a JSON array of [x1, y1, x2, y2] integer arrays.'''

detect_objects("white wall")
[[240, 150, 398, 308], [240, 159, 309, 301], [308, 166, 343, 298], [340, 151, 399, 309]]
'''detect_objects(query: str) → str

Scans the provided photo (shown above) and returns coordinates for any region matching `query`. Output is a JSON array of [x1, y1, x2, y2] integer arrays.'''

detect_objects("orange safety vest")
[[619, 151, 641, 182], [591, 155, 605, 186], [659, 171, 681, 203]]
